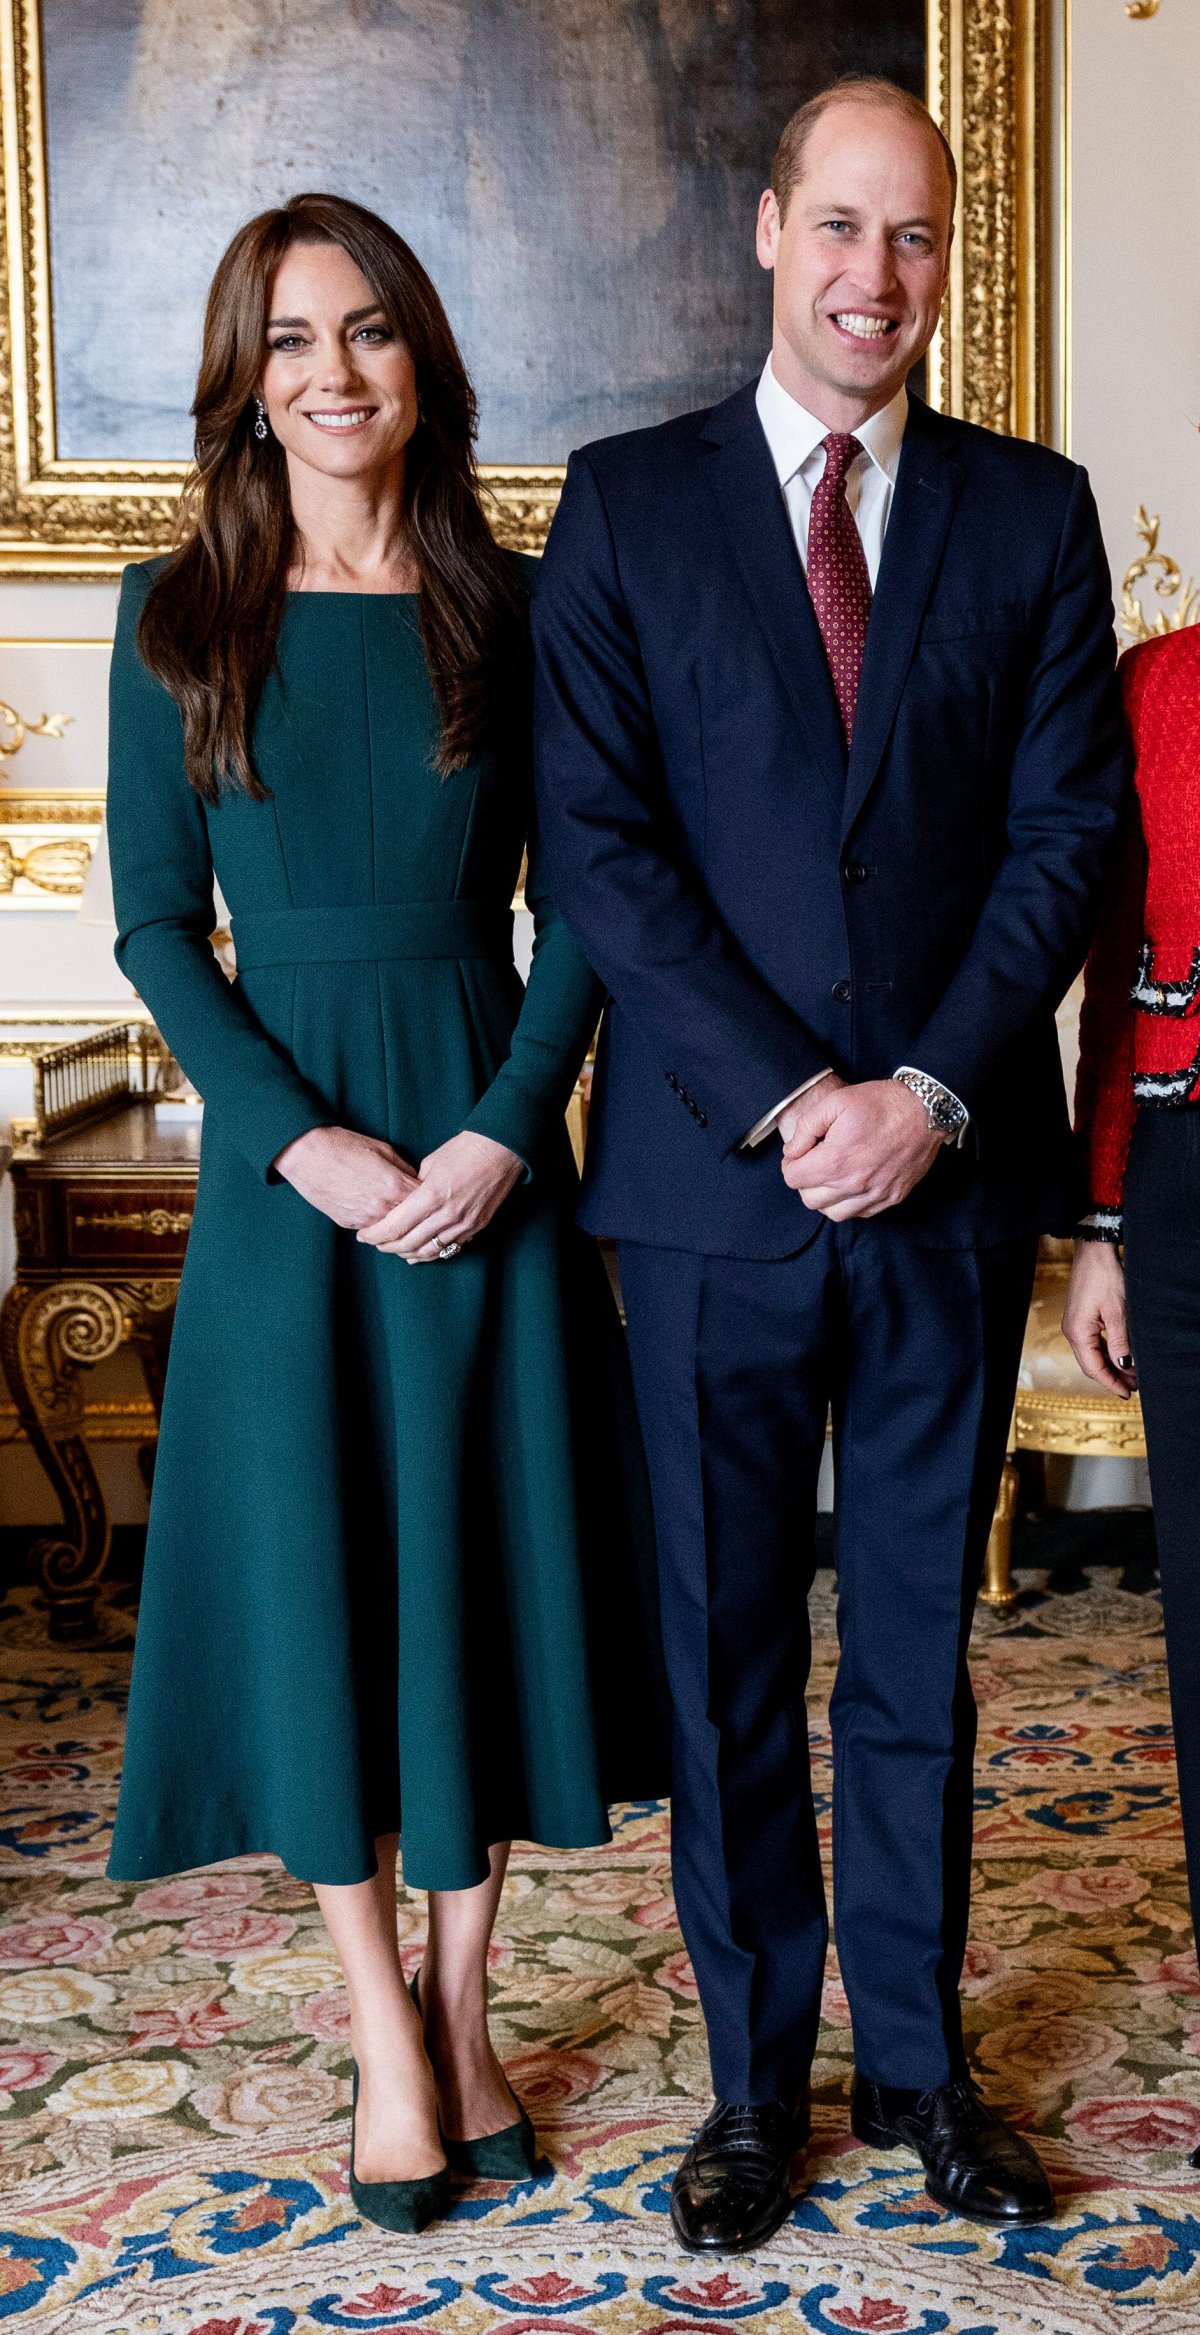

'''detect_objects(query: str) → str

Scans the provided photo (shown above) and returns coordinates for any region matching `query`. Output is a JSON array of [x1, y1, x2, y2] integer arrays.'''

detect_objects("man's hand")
[[1062, 1239, 1137, 1397], [779, 1076, 942, 1220]]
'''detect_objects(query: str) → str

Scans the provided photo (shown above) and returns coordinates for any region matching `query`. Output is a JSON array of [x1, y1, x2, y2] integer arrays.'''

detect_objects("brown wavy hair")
[[136, 192, 527, 802]]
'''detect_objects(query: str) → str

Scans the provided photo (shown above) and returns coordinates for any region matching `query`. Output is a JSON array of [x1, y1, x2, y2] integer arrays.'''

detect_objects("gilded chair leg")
[[980, 1457, 1019, 1611]]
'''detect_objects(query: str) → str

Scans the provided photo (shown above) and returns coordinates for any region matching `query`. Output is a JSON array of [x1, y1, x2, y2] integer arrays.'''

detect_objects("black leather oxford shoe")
[[670, 2098, 808, 2253], [851, 2073, 1053, 2227]]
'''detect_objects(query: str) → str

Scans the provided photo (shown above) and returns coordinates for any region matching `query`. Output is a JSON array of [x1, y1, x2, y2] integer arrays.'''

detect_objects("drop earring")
[[254, 399, 268, 441]]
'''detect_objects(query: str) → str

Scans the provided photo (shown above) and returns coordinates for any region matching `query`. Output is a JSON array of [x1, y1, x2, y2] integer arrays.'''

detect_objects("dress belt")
[[232, 902, 514, 969]]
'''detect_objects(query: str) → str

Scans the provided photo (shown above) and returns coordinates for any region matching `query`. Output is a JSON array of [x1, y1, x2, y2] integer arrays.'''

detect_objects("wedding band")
[[431, 1234, 447, 1254]]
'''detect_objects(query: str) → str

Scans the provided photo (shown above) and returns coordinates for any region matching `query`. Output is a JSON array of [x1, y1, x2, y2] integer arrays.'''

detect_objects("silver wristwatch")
[[891, 1066, 970, 1147]]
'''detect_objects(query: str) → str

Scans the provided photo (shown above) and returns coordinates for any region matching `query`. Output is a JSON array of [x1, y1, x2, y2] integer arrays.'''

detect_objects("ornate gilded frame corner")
[[927, 0, 1052, 443], [0, 0, 1052, 578]]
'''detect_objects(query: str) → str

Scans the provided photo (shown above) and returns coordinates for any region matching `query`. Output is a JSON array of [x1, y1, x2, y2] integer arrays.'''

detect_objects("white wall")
[[0, 579, 127, 1035], [1068, 0, 1200, 604]]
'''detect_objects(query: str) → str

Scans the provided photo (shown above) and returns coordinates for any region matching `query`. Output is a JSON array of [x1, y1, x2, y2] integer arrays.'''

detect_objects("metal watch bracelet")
[[891, 1067, 969, 1147]]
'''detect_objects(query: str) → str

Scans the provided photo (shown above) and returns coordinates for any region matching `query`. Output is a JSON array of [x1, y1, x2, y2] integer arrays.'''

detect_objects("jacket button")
[[832, 979, 852, 1004], [844, 860, 868, 885]]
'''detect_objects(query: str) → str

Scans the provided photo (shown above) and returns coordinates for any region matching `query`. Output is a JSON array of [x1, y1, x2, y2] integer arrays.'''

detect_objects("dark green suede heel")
[[410, 1969, 539, 2180], [348, 2061, 452, 2234]]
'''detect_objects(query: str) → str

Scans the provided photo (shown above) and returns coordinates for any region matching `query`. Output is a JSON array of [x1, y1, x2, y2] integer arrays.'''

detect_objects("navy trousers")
[[1124, 1105, 1200, 1942], [618, 1223, 1037, 2104]]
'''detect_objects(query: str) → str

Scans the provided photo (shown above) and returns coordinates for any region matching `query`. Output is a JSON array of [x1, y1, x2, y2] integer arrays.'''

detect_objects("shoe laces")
[[705, 2101, 788, 2157], [916, 2075, 990, 2131]]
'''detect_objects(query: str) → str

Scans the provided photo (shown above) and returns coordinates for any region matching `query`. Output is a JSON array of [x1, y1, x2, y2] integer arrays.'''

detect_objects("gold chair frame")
[[981, 1253, 1147, 1608]]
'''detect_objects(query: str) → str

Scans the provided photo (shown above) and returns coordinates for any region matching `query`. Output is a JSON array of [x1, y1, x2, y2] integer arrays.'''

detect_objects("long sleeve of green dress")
[[462, 821, 601, 1171], [462, 552, 603, 1168], [108, 566, 333, 1181]]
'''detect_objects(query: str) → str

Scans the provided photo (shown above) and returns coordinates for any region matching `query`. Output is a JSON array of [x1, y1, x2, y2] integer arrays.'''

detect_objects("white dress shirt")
[[755, 355, 908, 587], [739, 361, 964, 1152]]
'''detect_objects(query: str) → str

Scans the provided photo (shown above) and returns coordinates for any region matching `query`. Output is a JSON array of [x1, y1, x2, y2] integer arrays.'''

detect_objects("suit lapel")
[[842, 399, 964, 840], [695, 385, 847, 804]]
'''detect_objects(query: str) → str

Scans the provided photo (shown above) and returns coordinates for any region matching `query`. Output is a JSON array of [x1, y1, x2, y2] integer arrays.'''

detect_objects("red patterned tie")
[[806, 433, 873, 742]]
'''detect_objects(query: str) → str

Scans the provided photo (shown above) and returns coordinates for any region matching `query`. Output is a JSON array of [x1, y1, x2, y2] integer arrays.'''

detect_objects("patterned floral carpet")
[[1, 1560, 1199, 2335]]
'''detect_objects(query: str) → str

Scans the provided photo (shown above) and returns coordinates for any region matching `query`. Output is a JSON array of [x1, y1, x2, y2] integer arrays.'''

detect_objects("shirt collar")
[[755, 355, 908, 489]]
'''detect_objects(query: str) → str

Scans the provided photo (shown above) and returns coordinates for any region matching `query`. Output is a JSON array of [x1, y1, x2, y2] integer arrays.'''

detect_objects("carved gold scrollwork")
[[115, 1278, 180, 1319], [482, 473, 569, 556], [1120, 507, 1200, 644], [1126, 3, 1160, 20], [0, 835, 92, 894], [0, 698, 70, 761], [17, 1281, 125, 1428], [0, 1275, 180, 1634], [1013, 1388, 1148, 1457], [0, 1279, 127, 1633]]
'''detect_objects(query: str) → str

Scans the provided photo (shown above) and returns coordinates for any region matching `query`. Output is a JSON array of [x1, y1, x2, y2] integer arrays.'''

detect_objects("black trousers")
[[618, 1224, 1037, 2105], [1123, 1105, 1200, 1942]]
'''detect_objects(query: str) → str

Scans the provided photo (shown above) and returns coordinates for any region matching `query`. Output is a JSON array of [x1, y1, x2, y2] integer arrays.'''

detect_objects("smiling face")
[[756, 97, 954, 428], [258, 239, 419, 480]]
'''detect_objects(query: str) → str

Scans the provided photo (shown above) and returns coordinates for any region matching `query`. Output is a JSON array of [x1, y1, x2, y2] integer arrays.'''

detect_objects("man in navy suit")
[[532, 78, 1125, 2251]]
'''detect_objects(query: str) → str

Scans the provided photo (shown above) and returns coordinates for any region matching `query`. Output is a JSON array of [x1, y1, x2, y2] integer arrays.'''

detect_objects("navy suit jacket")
[[531, 384, 1127, 1256]]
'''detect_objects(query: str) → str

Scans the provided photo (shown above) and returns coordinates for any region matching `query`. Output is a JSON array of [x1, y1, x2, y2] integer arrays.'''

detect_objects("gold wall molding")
[[927, 0, 1051, 442], [0, 829, 90, 896], [1120, 506, 1200, 643], [0, 793, 103, 824], [0, 813, 97, 904], [0, 635, 108, 898], [1126, 3, 1160, 20], [0, 1, 1055, 578]]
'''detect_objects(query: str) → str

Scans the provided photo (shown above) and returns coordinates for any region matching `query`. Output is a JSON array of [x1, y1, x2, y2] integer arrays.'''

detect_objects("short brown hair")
[[771, 77, 957, 222]]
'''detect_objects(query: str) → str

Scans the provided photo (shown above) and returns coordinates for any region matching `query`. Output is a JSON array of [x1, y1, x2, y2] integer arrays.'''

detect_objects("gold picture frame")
[[0, 0, 1051, 577]]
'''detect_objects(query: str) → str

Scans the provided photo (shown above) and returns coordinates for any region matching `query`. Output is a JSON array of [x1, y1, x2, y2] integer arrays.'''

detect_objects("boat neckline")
[[285, 587, 418, 598]]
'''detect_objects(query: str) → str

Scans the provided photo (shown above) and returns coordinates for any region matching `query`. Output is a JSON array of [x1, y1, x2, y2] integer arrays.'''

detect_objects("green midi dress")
[[104, 558, 667, 1890]]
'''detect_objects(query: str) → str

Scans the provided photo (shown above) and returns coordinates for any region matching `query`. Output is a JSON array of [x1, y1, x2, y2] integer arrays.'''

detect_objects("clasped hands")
[[777, 1072, 942, 1220], [273, 1123, 523, 1260]]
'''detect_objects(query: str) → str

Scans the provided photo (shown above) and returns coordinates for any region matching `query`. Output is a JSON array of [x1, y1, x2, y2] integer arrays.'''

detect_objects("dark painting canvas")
[[42, 0, 924, 465]]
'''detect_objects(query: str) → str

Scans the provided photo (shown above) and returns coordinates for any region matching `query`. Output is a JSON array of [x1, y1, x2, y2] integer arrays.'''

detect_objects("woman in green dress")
[[105, 193, 666, 2233]]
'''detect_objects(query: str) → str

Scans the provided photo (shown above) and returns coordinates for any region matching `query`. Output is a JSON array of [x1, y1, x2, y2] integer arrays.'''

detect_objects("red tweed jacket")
[[1075, 625, 1200, 1232]]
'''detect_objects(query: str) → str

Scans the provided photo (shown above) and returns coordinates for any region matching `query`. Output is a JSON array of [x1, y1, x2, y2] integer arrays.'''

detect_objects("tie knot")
[[820, 432, 863, 485]]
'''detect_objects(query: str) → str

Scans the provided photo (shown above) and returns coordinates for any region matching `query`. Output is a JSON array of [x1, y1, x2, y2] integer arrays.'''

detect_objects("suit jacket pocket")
[[920, 601, 1029, 644]]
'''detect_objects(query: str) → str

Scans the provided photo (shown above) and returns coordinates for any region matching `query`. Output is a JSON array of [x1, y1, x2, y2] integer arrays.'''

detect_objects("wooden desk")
[[1, 1099, 199, 1637]]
